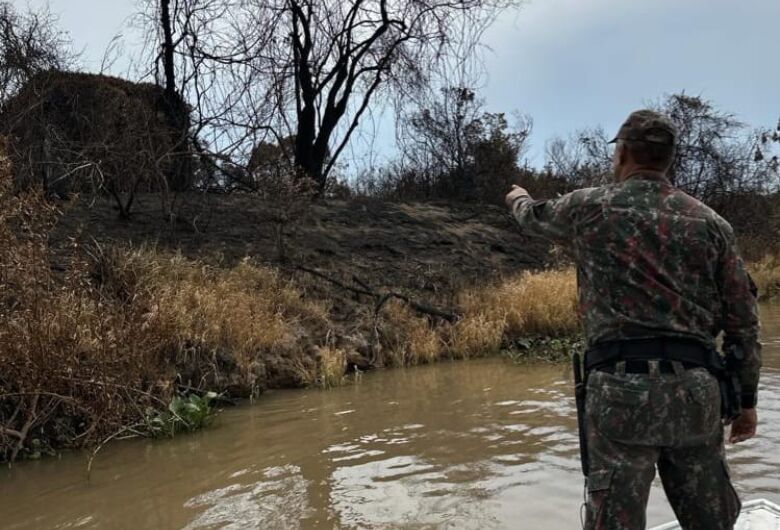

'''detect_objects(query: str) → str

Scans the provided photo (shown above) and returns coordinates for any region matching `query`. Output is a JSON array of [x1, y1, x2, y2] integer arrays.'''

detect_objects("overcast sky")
[[21, 0, 780, 166]]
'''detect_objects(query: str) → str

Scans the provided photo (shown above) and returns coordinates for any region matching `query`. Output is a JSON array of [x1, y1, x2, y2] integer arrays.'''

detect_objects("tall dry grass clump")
[[376, 301, 444, 366], [368, 269, 580, 362], [451, 269, 580, 356], [89, 246, 332, 395], [447, 314, 505, 359], [495, 269, 580, 338], [369, 271, 580, 363], [314, 346, 348, 388], [748, 255, 780, 300]]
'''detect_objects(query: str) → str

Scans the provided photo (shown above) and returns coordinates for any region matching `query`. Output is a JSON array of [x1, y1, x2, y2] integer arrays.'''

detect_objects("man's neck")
[[618, 166, 669, 183]]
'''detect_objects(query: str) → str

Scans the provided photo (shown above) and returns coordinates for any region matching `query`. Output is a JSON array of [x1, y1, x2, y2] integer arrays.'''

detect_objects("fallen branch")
[[9, 394, 39, 462], [86, 422, 146, 479], [351, 275, 373, 293], [297, 265, 375, 298], [374, 292, 460, 323], [0, 426, 24, 440], [296, 266, 459, 323]]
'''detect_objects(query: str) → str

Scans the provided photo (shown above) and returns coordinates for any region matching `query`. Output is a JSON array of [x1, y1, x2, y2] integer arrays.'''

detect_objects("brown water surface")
[[2, 302, 779, 529]]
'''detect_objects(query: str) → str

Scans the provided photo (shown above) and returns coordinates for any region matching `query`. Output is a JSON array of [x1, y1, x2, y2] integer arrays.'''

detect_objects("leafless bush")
[[365, 86, 531, 203], [0, 2, 76, 105], [664, 94, 779, 201], [545, 127, 613, 188]]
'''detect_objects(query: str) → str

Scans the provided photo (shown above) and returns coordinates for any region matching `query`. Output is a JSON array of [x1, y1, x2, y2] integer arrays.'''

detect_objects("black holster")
[[572, 352, 589, 478], [717, 374, 742, 422], [715, 344, 744, 422]]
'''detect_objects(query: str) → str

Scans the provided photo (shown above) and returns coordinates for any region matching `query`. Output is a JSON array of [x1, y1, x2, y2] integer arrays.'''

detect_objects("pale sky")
[[19, 0, 780, 166]]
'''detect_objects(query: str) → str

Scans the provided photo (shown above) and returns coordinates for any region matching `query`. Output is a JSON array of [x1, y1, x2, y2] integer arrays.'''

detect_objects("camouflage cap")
[[609, 109, 678, 145]]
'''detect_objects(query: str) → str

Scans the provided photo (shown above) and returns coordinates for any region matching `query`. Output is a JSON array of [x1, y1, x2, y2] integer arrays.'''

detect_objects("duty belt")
[[585, 337, 713, 372], [593, 359, 700, 375]]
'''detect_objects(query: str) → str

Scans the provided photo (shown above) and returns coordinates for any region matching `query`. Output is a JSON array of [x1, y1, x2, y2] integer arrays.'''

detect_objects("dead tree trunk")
[[160, 0, 176, 100]]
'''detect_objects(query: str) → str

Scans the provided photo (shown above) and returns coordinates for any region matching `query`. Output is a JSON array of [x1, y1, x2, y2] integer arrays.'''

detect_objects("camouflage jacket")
[[511, 171, 761, 405]]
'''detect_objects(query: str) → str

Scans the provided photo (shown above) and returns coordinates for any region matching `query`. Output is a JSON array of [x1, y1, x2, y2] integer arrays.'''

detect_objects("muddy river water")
[[2, 302, 779, 529]]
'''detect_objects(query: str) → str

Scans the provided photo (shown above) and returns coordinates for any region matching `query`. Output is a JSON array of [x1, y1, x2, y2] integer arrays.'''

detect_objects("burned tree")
[[143, 0, 195, 192], [158, 0, 177, 100], [139, 0, 518, 192], [259, 0, 518, 191]]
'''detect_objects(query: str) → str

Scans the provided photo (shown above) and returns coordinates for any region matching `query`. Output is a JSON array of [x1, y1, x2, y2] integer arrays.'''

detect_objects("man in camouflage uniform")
[[505, 110, 761, 530]]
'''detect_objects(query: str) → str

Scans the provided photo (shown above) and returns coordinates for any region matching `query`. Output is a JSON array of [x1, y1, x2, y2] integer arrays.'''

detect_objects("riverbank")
[[2, 183, 779, 462], [1, 185, 579, 462]]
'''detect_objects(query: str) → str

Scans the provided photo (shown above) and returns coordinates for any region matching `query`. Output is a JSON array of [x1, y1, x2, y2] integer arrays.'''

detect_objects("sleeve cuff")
[[741, 391, 757, 409]]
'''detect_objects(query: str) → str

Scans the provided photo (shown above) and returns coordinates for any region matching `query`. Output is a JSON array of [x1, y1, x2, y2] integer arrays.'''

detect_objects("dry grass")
[[0, 152, 166, 461], [378, 301, 444, 366], [447, 315, 506, 359], [90, 246, 332, 395], [452, 268, 580, 354], [498, 269, 580, 337], [0, 229, 336, 461], [368, 270, 580, 364], [315, 346, 348, 389], [748, 254, 780, 300]]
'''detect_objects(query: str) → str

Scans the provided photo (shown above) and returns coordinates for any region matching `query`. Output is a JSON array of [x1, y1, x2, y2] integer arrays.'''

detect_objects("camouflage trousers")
[[584, 363, 741, 530]]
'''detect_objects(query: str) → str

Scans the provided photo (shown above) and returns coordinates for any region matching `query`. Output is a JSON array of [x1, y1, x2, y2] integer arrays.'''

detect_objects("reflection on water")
[[1, 302, 779, 529]]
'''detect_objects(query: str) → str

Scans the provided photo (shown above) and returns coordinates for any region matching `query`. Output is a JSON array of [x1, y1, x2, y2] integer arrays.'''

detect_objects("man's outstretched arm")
[[505, 185, 592, 243]]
